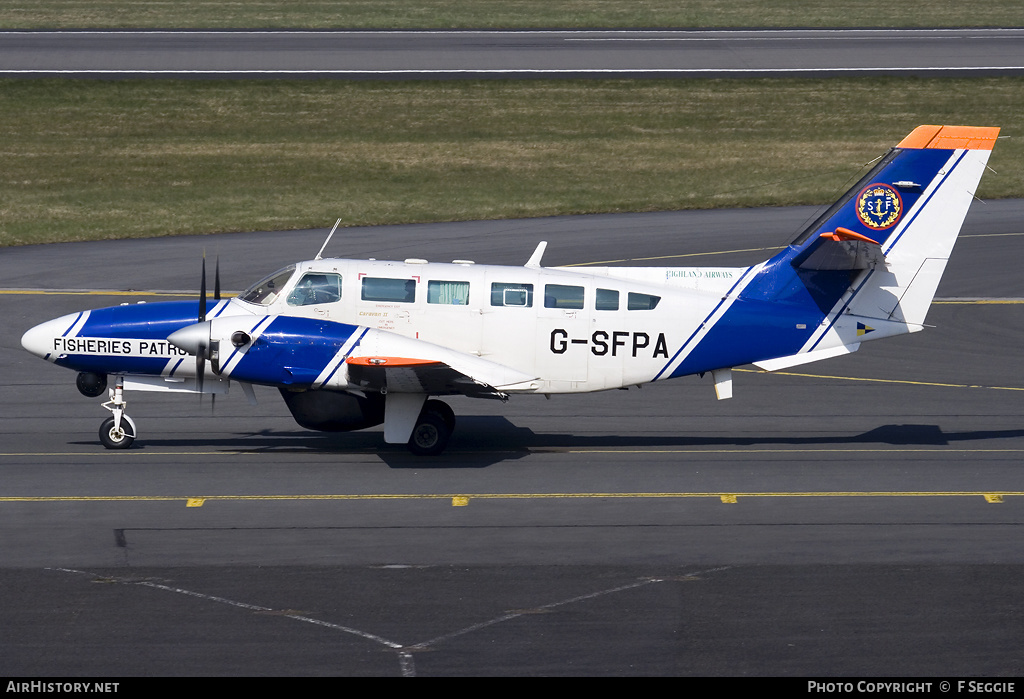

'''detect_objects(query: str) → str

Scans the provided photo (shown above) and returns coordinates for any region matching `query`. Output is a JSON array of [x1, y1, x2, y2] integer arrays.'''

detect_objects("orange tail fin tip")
[[898, 125, 1000, 151]]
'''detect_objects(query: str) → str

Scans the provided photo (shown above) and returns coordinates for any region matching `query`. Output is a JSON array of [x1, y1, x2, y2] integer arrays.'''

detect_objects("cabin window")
[[491, 282, 533, 307], [595, 288, 619, 311], [361, 277, 416, 303], [427, 280, 470, 305], [238, 265, 295, 306], [627, 292, 661, 311], [287, 272, 343, 306], [544, 284, 584, 310]]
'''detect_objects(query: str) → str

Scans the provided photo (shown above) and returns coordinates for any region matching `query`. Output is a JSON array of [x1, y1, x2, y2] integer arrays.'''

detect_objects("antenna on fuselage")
[[315, 218, 343, 261], [525, 241, 547, 268]]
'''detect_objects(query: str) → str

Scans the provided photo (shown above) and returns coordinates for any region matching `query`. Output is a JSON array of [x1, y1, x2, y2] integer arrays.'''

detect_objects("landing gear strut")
[[99, 377, 136, 449], [407, 399, 455, 456]]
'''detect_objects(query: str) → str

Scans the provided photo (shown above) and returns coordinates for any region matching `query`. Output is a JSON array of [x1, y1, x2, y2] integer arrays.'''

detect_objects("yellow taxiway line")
[[734, 367, 1024, 391], [0, 491, 1019, 506]]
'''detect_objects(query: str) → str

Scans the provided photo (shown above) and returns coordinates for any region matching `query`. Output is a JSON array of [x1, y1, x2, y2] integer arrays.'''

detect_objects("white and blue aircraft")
[[21, 125, 999, 454]]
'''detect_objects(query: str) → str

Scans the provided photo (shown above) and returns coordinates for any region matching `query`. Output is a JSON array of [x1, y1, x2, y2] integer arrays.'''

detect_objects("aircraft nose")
[[21, 314, 76, 360]]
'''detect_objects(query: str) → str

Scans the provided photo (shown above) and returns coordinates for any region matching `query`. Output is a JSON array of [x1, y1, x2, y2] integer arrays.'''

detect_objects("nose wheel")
[[99, 377, 137, 449], [99, 416, 135, 449]]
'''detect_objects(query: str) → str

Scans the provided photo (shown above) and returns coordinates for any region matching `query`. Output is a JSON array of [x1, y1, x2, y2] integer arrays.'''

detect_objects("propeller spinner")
[[168, 254, 223, 396]]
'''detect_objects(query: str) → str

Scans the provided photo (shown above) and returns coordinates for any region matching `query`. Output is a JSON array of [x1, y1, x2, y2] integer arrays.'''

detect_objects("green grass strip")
[[1, 77, 1021, 246]]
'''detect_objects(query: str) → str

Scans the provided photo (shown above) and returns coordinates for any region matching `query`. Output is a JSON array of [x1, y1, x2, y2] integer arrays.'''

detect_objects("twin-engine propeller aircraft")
[[22, 125, 999, 454]]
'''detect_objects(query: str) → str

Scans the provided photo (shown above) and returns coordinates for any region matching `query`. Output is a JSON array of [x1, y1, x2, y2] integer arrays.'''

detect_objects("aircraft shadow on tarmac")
[[81, 417, 1024, 469]]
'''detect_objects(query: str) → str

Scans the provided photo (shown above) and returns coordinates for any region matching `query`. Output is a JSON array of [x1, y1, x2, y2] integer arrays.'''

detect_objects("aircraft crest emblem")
[[856, 183, 903, 230]]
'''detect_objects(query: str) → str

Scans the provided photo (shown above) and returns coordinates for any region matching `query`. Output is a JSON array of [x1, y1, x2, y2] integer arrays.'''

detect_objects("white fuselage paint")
[[229, 258, 754, 394]]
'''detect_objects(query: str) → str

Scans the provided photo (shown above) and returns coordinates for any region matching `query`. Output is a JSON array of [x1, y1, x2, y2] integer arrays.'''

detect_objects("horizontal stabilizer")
[[753, 343, 860, 372], [792, 228, 886, 271]]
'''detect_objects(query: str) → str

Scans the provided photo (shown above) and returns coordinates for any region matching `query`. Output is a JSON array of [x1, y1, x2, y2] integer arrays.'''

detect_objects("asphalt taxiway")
[[2, 203, 1023, 675], [3, 28, 1024, 77]]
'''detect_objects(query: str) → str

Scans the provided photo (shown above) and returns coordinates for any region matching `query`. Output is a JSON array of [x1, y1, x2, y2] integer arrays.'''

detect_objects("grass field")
[[0, 78, 1019, 246], [1, 1, 1021, 29], [2, 3, 1020, 246]]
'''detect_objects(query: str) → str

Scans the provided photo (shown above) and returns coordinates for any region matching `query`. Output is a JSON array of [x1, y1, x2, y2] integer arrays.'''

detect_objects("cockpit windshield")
[[238, 265, 296, 305]]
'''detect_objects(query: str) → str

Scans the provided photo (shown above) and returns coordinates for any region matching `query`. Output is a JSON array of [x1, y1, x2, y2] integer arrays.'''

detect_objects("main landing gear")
[[407, 399, 456, 456], [98, 376, 136, 449]]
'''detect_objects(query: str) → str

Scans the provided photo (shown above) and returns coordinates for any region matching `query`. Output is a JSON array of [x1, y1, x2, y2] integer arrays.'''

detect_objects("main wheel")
[[407, 410, 451, 456], [99, 416, 135, 450], [423, 399, 456, 432]]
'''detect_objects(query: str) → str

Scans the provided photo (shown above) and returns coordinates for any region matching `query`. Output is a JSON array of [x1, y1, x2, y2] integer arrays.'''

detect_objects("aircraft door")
[[479, 275, 538, 374], [535, 278, 591, 385]]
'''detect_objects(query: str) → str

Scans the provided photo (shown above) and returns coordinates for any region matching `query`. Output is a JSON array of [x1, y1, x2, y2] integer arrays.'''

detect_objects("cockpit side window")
[[287, 272, 343, 306], [238, 265, 296, 306]]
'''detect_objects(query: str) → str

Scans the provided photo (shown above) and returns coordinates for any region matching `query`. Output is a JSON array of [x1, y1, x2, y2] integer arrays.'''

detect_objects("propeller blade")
[[197, 254, 208, 395], [196, 351, 205, 396], [199, 254, 207, 324], [167, 320, 213, 397], [214, 257, 221, 301]]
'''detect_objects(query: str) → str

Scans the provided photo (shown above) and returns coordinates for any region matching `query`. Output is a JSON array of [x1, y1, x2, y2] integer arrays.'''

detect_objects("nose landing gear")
[[99, 377, 136, 449]]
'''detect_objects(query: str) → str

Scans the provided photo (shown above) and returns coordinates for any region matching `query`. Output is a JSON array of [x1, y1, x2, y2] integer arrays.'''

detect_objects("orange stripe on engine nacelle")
[[897, 125, 1000, 151], [346, 356, 442, 367]]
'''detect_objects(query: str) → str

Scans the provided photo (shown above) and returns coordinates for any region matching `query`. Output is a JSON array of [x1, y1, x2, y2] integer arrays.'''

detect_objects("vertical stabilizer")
[[714, 125, 999, 375], [846, 125, 998, 326]]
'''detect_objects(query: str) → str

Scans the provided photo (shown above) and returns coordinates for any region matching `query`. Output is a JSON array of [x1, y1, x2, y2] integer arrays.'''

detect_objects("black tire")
[[407, 410, 451, 456], [424, 399, 456, 432], [99, 416, 135, 450]]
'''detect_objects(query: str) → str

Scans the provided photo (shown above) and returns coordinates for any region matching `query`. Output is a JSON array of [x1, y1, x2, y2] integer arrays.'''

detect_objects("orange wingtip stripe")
[[346, 356, 442, 367], [897, 125, 1000, 151]]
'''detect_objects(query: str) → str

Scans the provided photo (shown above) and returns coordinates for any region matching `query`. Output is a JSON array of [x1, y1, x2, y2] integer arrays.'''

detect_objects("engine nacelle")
[[278, 388, 385, 432]]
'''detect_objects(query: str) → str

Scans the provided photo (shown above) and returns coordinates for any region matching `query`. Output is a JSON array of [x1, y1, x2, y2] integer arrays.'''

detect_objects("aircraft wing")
[[346, 356, 507, 398], [345, 329, 539, 398]]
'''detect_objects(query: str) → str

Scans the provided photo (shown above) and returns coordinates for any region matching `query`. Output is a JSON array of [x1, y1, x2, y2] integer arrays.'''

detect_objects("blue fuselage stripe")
[[220, 315, 275, 370], [319, 326, 369, 387], [61, 312, 83, 337], [653, 265, 756, 381]]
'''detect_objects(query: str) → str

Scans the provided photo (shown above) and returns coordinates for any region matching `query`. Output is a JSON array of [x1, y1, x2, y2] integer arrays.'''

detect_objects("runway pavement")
[[3, 28, 1024, 77], [2, 203, 1023, 676]]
